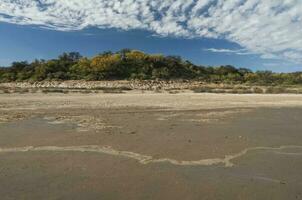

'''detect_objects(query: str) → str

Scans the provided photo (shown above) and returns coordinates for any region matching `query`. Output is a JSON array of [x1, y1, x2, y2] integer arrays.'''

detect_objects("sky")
[[0, 0, 302, 72]]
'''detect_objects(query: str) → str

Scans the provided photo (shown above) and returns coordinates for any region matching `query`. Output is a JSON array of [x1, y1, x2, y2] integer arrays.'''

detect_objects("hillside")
[[1, 49, 302, 85]]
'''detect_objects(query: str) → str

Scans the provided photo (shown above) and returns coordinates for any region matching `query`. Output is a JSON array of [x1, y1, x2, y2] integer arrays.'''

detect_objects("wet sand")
[[1, 93, 302, 199]]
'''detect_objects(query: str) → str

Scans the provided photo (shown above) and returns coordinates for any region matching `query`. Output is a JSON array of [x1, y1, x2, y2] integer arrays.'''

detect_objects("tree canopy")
[[1, 49, 302, 85]]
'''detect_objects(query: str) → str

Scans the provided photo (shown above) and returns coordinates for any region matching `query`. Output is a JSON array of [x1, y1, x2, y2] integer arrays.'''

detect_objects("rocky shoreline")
[[0, 80, 202, 90], [1, 80, 302, 94]]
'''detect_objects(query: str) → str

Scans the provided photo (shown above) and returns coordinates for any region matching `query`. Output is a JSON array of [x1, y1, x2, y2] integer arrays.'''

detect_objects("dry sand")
[[1, 92, 302, 111]]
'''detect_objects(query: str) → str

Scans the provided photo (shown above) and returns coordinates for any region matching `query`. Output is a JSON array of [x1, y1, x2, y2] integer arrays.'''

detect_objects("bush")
[[1, 50, 302, 85]]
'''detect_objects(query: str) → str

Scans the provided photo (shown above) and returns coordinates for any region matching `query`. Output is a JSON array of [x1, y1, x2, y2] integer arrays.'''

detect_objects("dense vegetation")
[[1, 49, 302, 85]]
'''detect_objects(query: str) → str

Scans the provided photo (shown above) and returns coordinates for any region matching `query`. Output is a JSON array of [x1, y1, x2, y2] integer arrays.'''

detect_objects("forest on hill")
[[1, 49, 302, 85]]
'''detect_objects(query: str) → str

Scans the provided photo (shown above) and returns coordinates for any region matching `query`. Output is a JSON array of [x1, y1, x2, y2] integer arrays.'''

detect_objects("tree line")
[[1, 49, 302, 85]]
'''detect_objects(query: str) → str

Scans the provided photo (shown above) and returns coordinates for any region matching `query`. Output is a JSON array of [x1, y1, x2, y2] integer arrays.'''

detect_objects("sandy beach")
[[1, 92, 302, 199]]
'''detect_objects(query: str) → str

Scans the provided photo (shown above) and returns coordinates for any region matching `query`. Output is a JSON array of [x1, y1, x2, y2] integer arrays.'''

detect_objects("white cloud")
[[1, 0, 302, 64], [203, 48, 254, 55], [283, 51, 302, 63]]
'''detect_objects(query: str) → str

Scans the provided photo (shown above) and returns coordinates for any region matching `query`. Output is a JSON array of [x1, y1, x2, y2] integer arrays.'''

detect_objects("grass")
[[102, 88, 125, 93], [42, 89, 69, 94], [168, 90, 181, 94], [93, 86, 132, 91], [17, 88, 30, 94], [192, 86, 213, 93], [253, 87, 264, 94], [2, 89, 10, 94], [191, 85, 302, 94]]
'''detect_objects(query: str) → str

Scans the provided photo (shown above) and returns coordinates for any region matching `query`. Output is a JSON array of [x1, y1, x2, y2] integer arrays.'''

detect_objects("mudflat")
[[1, 92, 302, 200]]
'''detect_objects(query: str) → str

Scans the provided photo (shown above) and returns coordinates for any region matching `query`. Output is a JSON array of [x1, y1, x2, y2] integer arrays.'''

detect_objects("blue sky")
[[1, 0, 302, 72]]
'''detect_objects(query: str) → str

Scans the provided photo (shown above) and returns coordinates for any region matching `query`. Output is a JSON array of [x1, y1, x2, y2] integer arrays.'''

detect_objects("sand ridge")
[[1, 145, 302, 167]]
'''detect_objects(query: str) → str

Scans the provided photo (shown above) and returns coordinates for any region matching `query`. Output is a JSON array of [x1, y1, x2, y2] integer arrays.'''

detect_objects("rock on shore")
[[0, 80, 205, 90]]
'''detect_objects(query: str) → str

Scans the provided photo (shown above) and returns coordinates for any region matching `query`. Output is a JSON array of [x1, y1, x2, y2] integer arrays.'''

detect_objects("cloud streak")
[[1, 0, 302, 64], [203, 48, 254, 55]]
